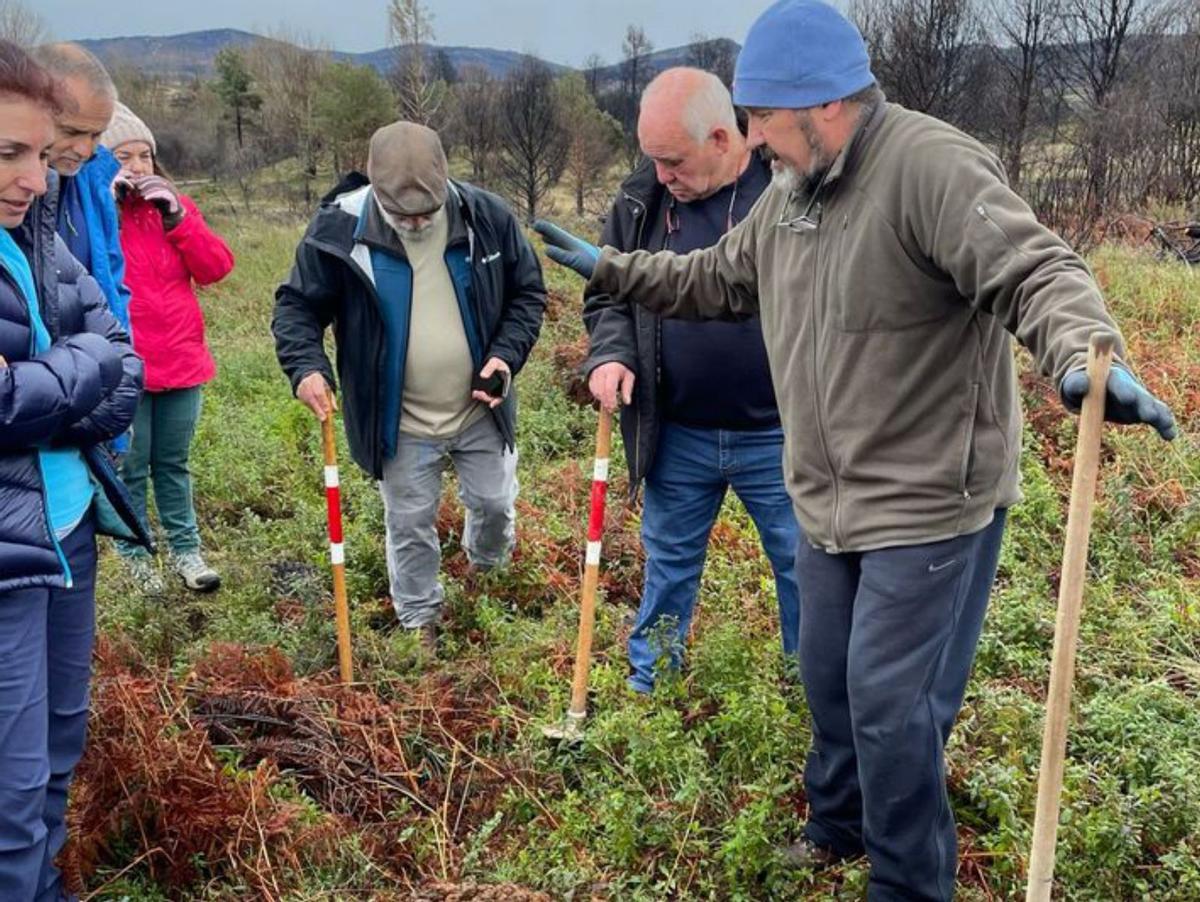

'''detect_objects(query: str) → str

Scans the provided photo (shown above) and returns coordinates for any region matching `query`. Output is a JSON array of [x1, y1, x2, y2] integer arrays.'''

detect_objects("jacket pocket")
[[957, 383, 980, 497], [834, 212, 957, 333]]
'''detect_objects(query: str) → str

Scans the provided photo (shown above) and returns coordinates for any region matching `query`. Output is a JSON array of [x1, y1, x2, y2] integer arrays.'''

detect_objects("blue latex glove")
[[1060, 365, 1177, 440], [533, 220, 600, 280]]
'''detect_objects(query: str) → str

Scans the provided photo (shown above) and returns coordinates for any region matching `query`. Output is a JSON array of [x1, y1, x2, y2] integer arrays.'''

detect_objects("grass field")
[[72, 208, 1199, 901]]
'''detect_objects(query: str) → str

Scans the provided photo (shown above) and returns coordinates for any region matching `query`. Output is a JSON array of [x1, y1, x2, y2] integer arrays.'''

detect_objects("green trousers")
[[117, 387, 202, 557]]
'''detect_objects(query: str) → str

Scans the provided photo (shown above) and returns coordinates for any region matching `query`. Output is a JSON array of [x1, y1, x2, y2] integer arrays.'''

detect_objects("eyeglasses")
[[776, 163, 831, 233], [777, 197, 823, 232]]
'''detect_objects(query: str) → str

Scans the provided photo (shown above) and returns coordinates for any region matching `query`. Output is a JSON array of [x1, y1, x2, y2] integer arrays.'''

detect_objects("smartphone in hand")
[[471, 369, 510, 400]]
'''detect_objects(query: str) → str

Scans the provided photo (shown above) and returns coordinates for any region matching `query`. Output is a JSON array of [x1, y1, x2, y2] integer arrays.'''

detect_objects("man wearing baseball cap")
[[275, 122, 546, 652], [535, 1, 1175, 897]]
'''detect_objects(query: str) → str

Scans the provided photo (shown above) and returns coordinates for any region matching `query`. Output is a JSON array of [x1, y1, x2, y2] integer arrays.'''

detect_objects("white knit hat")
[[102, 101, 156, 155]]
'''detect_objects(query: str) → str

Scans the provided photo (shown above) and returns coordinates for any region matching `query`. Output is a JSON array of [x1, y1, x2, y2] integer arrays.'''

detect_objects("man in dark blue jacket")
[[583, 68, 801, 692], [273, 122, 545, 652]]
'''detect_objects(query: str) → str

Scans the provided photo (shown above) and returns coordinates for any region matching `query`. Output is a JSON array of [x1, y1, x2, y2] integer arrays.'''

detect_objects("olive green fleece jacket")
[[588, 102, 1125, 553]]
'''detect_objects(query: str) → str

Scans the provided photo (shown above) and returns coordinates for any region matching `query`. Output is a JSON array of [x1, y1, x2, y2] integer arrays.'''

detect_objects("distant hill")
[[78, 29, 266, 79], [591, 38, 741, 86], [75, 28, 572, 80]]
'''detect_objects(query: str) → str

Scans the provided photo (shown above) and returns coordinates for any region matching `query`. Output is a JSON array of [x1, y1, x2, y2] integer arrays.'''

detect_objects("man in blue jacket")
[[273, 122, 546, 654], [33, 43, 130, 332]]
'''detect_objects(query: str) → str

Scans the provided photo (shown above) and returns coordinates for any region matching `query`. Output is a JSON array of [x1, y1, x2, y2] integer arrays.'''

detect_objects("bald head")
[[32, 43, 115, 101], [637, 67, 746, 203], [33, 43, 116, 175], [641, 68, 738, 143]]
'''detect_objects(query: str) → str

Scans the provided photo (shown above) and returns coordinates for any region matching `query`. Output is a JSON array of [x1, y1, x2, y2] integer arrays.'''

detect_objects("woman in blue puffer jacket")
[[0, 42, 151, 902]]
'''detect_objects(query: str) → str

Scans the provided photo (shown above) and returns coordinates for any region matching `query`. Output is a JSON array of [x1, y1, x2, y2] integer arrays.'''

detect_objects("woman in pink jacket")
[[104, 103, 234, 593]]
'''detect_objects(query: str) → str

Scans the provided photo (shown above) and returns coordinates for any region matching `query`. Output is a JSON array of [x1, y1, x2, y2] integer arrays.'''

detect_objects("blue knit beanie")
[[733, 0, 876, 109]]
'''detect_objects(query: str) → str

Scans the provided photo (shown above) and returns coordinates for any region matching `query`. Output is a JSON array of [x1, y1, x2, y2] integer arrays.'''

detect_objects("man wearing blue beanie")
[[536, 2, 1176, 898]]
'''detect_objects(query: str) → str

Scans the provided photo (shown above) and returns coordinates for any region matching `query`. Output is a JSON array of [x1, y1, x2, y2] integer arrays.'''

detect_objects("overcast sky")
[[40, 0, 773, 67]]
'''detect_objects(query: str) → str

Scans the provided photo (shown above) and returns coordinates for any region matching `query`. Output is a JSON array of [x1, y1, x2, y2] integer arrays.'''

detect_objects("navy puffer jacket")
[[0, 177, 151, 592]]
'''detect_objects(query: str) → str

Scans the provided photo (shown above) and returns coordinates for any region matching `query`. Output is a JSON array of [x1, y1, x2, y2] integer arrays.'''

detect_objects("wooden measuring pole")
[[564, 410, 614, 724], [1025, 333, 1115, 901], [321, 393, 354, 683], [567, 408, 613, 719]]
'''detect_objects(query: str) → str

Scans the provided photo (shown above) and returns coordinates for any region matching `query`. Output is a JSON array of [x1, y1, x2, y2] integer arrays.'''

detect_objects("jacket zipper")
[[624, 191, 649, 491], [462, 227, 511, 448], [27, 219, 75, 586], [959, 383, 980, 498], [809, 204, 844, 551]]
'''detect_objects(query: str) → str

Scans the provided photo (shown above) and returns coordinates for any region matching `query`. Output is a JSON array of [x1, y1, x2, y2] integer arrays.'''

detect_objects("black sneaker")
[[778, 835, 845, 870]]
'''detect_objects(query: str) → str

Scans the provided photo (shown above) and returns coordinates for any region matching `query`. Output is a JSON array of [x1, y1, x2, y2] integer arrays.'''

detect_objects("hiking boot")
[[125, 554, 165, 596], [778, 835, 844, 870], [407, 622, 440, 656], [170, 551, 221, 592], [369, 605, 401, 634], [462, 562, 496, 595]]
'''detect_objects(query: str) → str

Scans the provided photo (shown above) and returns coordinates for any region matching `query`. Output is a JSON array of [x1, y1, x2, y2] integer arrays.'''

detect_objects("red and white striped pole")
[[547, 408, 613, 740], [321, 392, 354, 683]]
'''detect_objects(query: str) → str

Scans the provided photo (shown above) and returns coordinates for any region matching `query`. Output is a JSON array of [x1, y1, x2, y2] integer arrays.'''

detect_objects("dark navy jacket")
[[0, 178, 151, 592], [583, 155, 775, 493], [273, 175, 546, 479]]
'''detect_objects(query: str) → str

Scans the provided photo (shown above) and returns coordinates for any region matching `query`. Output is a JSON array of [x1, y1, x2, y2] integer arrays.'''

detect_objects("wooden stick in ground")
[[1025, 333, 1115, 902], [321, 392, 354, 683], [545, 407, 613, 740], [570, 407, 613, 712]]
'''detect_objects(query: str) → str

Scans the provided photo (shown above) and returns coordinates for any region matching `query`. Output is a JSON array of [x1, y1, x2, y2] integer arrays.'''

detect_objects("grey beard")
[[771, 161, 802, 195], [397, 221, 436, 242], [376, 195, 438, 241]]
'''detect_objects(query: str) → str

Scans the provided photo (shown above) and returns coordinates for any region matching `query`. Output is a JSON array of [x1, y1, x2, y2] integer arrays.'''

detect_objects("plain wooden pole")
[[1025, 333, 1115, 902], [567, 408, 614, 719], [321, 394, 354, 684]]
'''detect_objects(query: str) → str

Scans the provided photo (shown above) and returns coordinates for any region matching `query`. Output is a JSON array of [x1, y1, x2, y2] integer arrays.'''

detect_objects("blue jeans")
[[797, 511, 1008, 901], [0, 515, 96, 902], [628, 422, 801, 692]]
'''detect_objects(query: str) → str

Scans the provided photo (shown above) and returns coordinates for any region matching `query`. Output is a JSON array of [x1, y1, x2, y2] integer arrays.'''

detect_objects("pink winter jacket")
[[118, 193, 234, 392]]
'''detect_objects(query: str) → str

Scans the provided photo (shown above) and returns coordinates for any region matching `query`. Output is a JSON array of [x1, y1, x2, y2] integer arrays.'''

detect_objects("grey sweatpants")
[[379, 415, 518, 627]]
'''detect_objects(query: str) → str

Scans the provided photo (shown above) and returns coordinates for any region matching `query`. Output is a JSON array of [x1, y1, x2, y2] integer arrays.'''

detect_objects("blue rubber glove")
[[1060, 365, 1177, 440], [533, 220, 600, 280]]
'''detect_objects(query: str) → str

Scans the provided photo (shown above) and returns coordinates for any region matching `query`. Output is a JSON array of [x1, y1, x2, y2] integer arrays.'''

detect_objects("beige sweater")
[[398, 208, 485, 438]]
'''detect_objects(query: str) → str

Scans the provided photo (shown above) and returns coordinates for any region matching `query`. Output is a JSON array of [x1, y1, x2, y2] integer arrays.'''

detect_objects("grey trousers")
[[380, 415, 518, 627]]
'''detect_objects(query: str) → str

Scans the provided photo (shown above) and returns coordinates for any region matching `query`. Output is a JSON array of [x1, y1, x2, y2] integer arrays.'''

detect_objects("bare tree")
[[0, 0, 45, 46], [583, 53, 606, 97], [389, 0, 443, 125], [619, 25, 655, 168], [558, 72, 624, 215], [686, 33, 736, 86], [495, 58, 568, 220], [245, 28, 331, 207], [983, 0, 1062, 187], [111, 68, 224, 177], [452, 66, 500, 185], [1155, 0, 1200, 202], [851, 0, 985, 125], [1058, 0, 1170, 212]]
